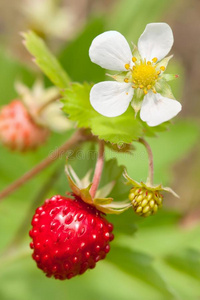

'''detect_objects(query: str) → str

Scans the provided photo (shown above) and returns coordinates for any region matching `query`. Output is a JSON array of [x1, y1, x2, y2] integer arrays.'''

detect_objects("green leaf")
[[23, 31, 70, 89], [108, 245, 176, 299], [62, 82, 174, 142], [140, 119, 170, 137], [165, 248, 200, 281], [111, 209, 200, 300], [62, 82, 143, 144], [61, 82, 94, 128], [90, 111, 143, 144]]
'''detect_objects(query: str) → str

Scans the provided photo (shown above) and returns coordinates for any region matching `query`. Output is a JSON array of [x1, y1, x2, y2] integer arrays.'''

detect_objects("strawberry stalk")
[[138, 138, 154, 186], [0, 129, 89, 201], [90, 140, 105, 198]]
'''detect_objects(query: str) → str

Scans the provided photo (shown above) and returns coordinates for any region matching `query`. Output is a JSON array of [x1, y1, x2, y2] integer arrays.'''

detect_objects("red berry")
[[29, 195, 114, 280], [0, 100, 49, 151]]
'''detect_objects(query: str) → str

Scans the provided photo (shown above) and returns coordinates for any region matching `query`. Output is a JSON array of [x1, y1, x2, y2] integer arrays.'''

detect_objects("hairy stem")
[[90, 140, 105, 198], [0, 129, 88, 201], [138, 138, 154, 186]]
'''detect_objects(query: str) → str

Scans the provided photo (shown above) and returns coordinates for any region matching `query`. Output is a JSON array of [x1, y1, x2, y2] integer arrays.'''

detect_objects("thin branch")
[[0, 129, 87, 201], [4, 166, 63, 253], [138, 138, 154, 186], [90, 140, 105, 198]]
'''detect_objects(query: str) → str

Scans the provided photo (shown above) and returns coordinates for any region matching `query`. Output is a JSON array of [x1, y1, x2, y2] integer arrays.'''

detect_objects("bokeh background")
[[0, 0, 199, 299]]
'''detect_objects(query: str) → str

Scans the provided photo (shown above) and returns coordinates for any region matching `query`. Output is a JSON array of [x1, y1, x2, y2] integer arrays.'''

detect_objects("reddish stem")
[[139, 138, 154, 186], [0, 129, 87, 201], [90, 140, 105, 198]]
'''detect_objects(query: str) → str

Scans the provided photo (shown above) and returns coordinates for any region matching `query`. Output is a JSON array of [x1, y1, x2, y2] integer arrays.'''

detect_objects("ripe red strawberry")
[[29, 195, 114, 280], [0, 100, 49, 151]]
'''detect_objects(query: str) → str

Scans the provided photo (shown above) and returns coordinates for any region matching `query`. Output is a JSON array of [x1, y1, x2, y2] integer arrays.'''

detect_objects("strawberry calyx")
[[123, 169, 179, 217], [15, 79, 72, 132], [65, 165, 131, 215]]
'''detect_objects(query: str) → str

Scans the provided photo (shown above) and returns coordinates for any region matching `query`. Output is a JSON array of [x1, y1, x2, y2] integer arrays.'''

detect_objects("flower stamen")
[[160, 66, 166, 71], [130, 58, 159, 94], [152, 57, 158, 63], [123, 56, 166, 95], [125, 63, 130, 70], [132, 57, 137, 63]]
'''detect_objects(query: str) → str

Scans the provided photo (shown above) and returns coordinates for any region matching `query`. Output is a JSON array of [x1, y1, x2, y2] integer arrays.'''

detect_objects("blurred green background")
[[0, 0, 200, 299]]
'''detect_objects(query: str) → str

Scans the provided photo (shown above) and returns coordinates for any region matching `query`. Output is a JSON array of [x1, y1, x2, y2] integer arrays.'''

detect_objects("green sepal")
[[156, 55, 173, 71], [93, 198, 113, 205], [131, 89, 144, 115], [155, 79, 175, 99], [78, 184, 94, 205], [95, 182, 115, 199], [131, 44, 141, 60], [162, 74, 179, 82], [65, 164, 132, 214], [96, 200, 132, 215], [123, 169, 179, 197], [66, 166, 93, 205], [106, 71, 130, 83]]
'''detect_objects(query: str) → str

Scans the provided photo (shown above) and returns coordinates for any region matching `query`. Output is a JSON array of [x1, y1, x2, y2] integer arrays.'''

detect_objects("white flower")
[[89, 23, 182, 127]]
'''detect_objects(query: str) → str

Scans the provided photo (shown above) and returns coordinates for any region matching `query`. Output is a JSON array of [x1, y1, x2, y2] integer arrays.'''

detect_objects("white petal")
[[140, 91, 182, 126], [90, 81, 134, 117], [138, 23, 174, 61], [89, 31, 133, 71]]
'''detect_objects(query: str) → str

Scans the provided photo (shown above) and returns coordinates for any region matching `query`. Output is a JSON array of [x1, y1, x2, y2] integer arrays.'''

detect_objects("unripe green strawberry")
[[129, 187, 163, 217]]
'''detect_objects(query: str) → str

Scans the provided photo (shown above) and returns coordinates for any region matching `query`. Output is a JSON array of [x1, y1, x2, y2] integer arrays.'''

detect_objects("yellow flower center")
[[124, 57, 166, 95], [132, 63, 157, 87]]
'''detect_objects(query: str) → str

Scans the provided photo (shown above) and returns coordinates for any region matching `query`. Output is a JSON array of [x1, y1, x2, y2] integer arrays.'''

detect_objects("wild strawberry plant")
[[0, 7, 199, 300]]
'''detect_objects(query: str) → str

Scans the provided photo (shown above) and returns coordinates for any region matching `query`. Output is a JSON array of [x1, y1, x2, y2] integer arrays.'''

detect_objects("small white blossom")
[[89, 23, 182, 127]]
